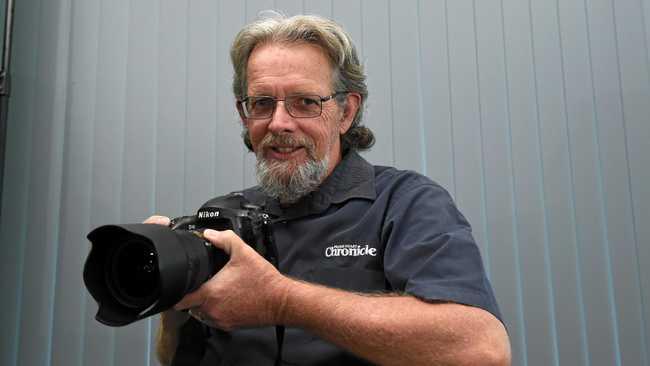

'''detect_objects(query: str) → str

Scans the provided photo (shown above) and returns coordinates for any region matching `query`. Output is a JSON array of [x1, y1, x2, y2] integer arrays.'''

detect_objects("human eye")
[[243, 96, 275, 118], [295, 95, 320, 106], [286, 95, 322, 117], [251, 96, 275, 109]]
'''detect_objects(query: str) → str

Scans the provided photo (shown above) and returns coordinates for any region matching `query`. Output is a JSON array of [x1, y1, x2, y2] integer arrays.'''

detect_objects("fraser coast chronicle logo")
[[324, 243, 377, 258]]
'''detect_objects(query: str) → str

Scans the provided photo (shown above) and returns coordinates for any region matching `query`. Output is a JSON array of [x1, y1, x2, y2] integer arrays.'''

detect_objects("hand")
[[143, 215, 171, 226], [173, 229, 290, 331]]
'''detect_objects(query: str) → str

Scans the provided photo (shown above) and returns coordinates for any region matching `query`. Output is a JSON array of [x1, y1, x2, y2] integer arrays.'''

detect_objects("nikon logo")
[[197, 211, 220, 219], [325, 244, 377, 258]]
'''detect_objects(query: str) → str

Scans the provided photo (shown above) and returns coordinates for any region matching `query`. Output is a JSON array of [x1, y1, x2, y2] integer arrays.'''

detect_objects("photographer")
[[152, 13, 510, 366]]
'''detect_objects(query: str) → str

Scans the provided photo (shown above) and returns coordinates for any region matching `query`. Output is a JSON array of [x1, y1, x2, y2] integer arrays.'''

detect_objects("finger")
[[203, 229, 240, 256], [173, 289, 204, 311], [143, 215, 170, 226]]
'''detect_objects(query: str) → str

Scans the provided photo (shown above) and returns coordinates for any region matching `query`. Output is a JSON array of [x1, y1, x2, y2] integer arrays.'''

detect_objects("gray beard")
[[256, 154, 329, 205]]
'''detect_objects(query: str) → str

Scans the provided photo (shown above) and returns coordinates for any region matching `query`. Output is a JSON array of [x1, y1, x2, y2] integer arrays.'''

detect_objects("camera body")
[[83, 192, 275, 327]]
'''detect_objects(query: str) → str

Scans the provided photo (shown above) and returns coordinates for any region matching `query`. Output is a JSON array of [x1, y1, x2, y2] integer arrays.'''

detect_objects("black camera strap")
[[274, 324, 285, 366], [262, 218, 286, 366]]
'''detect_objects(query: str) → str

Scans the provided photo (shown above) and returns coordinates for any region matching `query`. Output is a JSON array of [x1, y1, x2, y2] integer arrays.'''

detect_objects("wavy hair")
[[230, 12, 374, 151]]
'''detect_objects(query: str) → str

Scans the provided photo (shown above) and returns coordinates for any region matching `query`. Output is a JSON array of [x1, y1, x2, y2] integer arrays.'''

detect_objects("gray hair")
[[230, 12, 374, 151]]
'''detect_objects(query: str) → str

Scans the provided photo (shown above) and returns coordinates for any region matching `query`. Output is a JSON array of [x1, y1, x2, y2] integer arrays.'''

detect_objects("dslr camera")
[[83, 192, 275, 326]]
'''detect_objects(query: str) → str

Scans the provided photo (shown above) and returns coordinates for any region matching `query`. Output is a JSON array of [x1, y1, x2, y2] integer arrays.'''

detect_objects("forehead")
[[246, 42, 333, 94]]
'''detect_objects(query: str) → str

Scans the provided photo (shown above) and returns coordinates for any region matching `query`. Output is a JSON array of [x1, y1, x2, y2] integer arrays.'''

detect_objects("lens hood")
[[84, 223, 218, 326]]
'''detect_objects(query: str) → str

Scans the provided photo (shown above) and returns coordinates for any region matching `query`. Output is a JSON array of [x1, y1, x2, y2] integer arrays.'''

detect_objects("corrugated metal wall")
[[1, 0, 648, 365]]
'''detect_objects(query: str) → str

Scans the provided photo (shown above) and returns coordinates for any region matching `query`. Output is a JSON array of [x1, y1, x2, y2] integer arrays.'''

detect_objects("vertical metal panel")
[[81, 0, 129, 365], [446, 0, 488, 264], [48, 0, 75, 362], [111, 1, 160, 365], [531, 0, 589, 365], [387, 1, 423, 172], [333, 0, 362, 60], [613, 0, 650, 361], [216, 1, 247, 194], [417, 0, 455, 192], [183, 0, 218, 213], [275, 0, 303, 14], [246, 0, 275, 18], [645, 0, 650, 78], [16, 57, 53, 361], [150, 5, 191, 358], [502, 0, 557, 364], [474, 1, 527, 365], [359, 0, 393, 167], [1, 1, 650, 365], [0, 0, 38, 364], [559, 0, 621, 365], [304, 0, 332, 17], [156, 0, 189, 218], [587, 0, 649, 365], [50, 0, 93, 364], [16, 0, 69, 364]]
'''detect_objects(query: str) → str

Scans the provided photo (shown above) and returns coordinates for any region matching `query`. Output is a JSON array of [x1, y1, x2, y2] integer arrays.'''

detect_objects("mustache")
[[259, 133, 316, 156]]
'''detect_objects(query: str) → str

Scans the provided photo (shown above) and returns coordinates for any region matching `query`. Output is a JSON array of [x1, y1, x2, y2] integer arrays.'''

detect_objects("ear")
[[339, 93, 361, 135]]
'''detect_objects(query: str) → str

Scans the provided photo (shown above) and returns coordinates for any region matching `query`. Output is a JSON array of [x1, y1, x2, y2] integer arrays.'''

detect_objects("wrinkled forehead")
[[246, 42, 335, 94]]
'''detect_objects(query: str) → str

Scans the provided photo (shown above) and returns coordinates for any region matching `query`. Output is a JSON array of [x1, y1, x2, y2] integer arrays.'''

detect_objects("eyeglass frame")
[[236, 91, 349, 120]]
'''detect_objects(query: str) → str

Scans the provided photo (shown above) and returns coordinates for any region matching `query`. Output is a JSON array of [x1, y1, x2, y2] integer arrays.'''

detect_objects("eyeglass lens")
[[244, 95, 323, 118]]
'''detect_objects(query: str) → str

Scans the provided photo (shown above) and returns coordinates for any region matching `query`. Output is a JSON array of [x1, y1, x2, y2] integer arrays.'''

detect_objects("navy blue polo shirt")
[[174, 151, 501, 366]]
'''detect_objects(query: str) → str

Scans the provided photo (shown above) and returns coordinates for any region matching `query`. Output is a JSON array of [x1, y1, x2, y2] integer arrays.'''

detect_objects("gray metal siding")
[[1, 1, 648, 365]]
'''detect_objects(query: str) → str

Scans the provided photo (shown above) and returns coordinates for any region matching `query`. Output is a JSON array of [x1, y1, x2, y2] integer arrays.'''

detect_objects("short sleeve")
[[382, 180, 502, 321]]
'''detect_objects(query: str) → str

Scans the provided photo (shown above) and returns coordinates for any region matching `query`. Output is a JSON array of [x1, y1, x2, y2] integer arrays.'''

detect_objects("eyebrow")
[[247, 91, 321, 97], [247, 83, 322, 96]]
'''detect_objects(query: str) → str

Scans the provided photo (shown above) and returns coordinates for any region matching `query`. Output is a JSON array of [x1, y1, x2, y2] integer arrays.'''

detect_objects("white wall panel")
[[532, 0, 587, 364], [388, 1, 423, 173], [560, 1, 622, 364], [588, 0, 649, 365], [1, 1, 649, 365], [360, 0, 394, 167], [474, 1, 528, 364], [502, 0, 558, 363]]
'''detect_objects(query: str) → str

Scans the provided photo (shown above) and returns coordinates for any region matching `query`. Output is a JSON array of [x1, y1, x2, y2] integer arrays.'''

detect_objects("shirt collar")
[[243, 150, 376, 219], [317, 150, 376, 204]]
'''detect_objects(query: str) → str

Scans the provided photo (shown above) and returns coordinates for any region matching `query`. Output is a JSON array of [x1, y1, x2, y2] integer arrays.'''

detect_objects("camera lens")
[[84, 194, 263, 326], [105, 239, 161, 309]]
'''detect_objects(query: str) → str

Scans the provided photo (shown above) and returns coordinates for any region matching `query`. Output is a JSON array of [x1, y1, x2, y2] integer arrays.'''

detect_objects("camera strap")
[[274, 325, 285, 366], [263, 221, 285, 366]]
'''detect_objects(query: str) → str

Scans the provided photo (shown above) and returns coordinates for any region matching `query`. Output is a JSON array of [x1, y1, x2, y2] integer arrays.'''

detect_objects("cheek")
[[317, 111, 342, 146], [247, 123, 267, 150], [304, 123, 336, 152]]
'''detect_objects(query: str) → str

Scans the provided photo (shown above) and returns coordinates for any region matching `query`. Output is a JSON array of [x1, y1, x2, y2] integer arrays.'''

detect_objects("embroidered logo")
[[324, 243, 377, 258]]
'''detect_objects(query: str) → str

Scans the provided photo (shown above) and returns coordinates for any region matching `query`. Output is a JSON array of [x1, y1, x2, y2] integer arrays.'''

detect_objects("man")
[[151, 13, 511, 366]]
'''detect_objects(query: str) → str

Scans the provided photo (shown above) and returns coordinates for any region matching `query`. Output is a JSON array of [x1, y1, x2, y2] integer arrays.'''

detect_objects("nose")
[[267, 100, 298, 134]]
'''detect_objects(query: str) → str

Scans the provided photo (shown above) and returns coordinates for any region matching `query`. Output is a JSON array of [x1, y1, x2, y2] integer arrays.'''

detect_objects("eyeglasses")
[[237, 92, 348, 120]]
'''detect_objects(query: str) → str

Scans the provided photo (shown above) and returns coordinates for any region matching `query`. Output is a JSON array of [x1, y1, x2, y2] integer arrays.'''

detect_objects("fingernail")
[[203, 229, 218, 238]]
